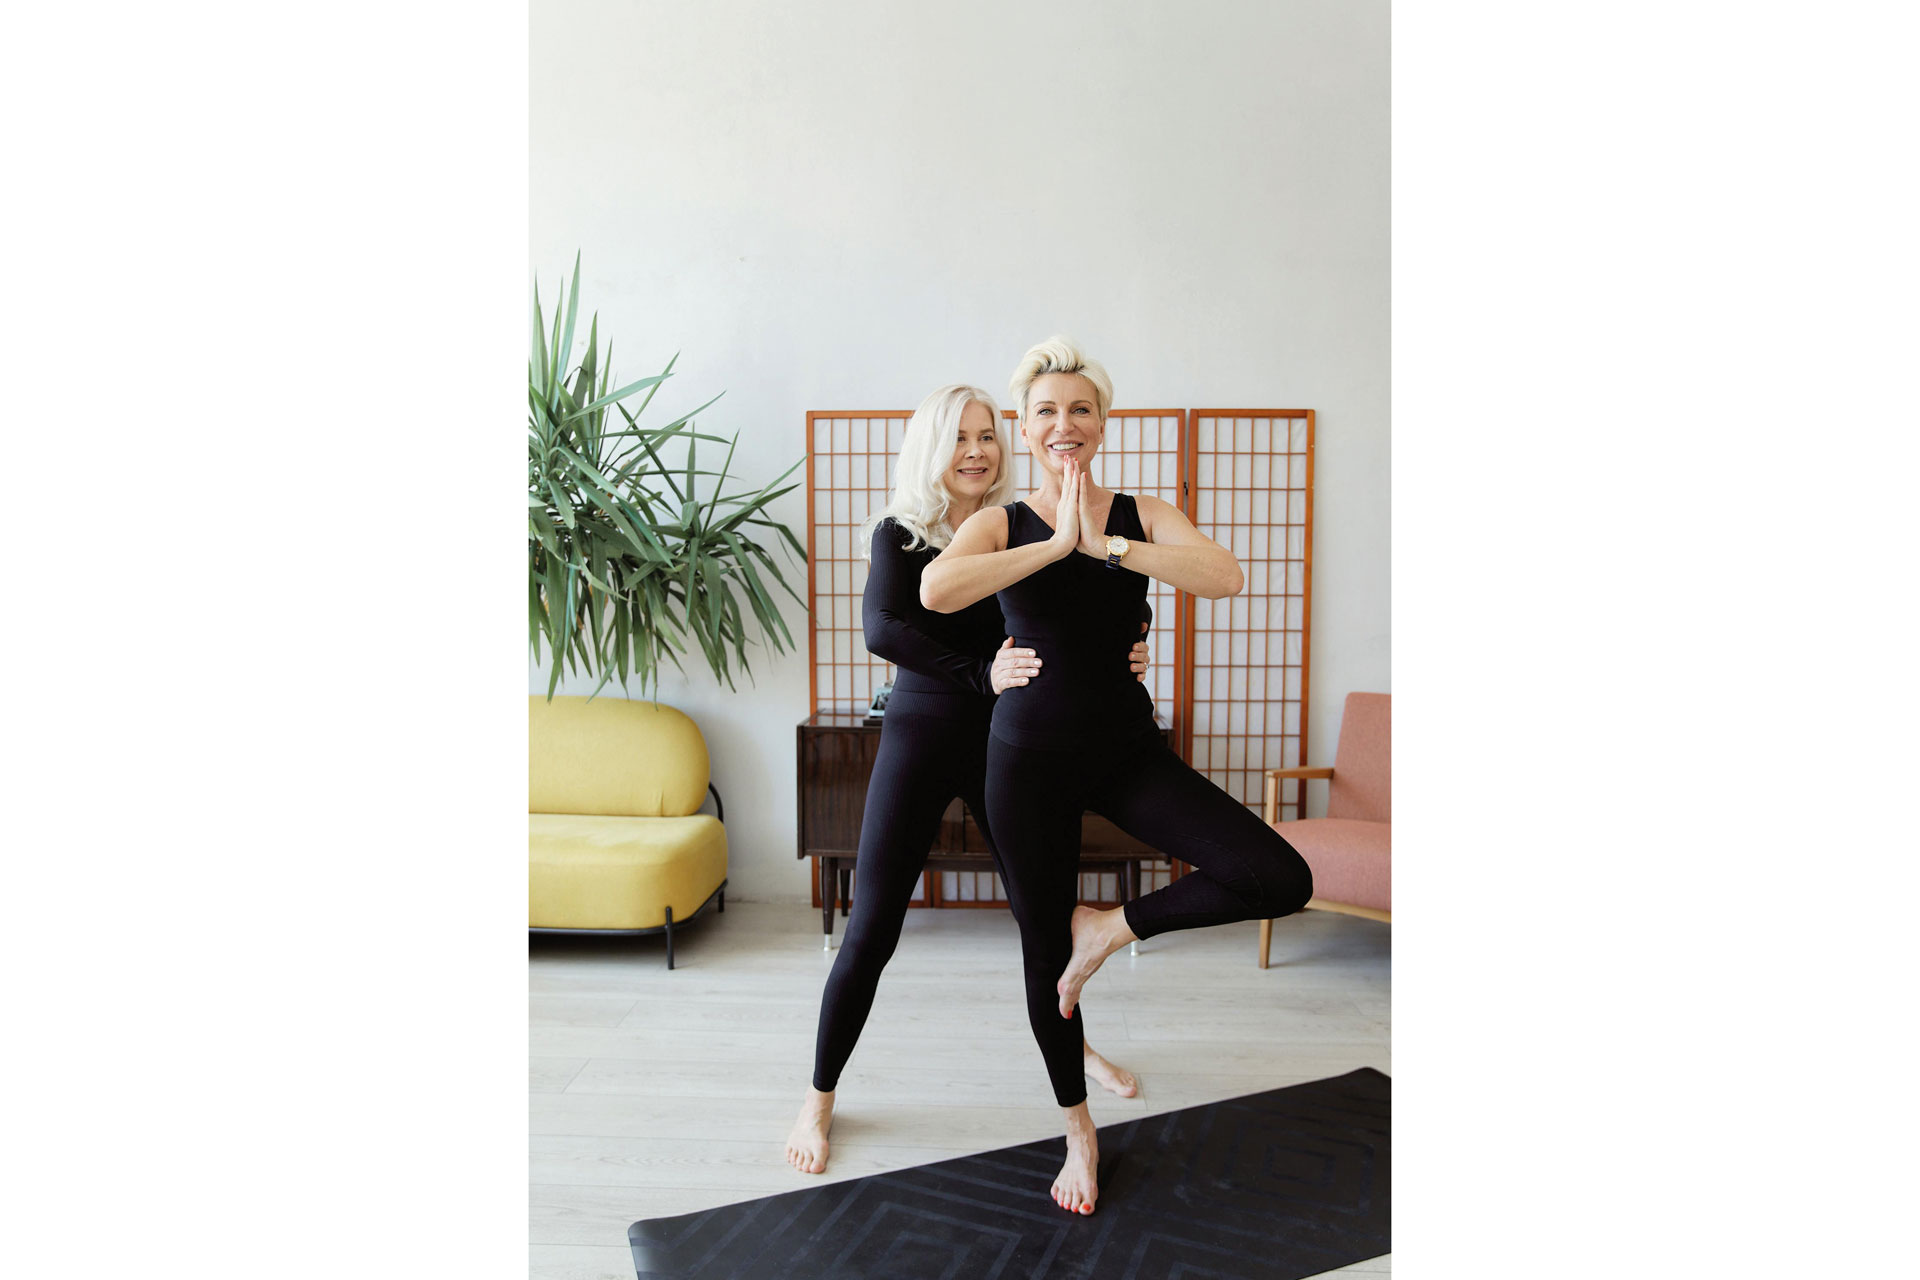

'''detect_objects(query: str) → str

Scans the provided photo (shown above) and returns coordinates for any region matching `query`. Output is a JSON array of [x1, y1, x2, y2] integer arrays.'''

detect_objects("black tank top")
[[990, 493, 1158, 750]]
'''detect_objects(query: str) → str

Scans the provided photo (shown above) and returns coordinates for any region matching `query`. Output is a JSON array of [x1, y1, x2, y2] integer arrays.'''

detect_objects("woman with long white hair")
[[922, 339, 1314, 1215], [785, 383, 1150, 1175]]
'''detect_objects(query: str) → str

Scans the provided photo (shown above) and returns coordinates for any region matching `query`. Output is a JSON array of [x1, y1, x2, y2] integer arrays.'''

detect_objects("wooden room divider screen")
[[1183, 410, 1317, 823], [802, 406, 1313, 909]]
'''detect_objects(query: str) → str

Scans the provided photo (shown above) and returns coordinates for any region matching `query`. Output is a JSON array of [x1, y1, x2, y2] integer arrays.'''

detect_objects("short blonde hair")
[[1007, 336, 1113, 420], [859, 384, 1013, 555]]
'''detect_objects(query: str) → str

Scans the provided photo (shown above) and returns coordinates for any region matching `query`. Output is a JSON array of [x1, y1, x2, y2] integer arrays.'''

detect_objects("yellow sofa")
[[529, 696, 728, 969]]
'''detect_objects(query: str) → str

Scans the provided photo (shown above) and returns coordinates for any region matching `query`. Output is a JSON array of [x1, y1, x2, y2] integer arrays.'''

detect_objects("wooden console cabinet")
[[796, 714, 1173, 943]]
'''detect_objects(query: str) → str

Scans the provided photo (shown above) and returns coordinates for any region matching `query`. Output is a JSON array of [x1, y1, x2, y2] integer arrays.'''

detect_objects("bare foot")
[[1057, 905, 1138, 1019], [1083, 1045, 1138, 1098], [784, 1086, 834, 1174], [1051, 1103, 1100, 1215]]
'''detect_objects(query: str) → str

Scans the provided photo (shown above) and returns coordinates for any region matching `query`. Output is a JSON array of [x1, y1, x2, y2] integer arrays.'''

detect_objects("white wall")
[[531, 0, 1389, 902]]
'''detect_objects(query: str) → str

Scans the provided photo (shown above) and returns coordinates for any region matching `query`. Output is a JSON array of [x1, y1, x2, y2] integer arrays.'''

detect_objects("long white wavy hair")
[[860, 383, 1015, 556]]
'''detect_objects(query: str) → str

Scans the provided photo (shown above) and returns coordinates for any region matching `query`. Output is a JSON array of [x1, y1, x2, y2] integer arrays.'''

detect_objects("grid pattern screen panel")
[[1184, 411, 1315, 820], [807, 412, 909, 716], [806, 407, 1316, 901]]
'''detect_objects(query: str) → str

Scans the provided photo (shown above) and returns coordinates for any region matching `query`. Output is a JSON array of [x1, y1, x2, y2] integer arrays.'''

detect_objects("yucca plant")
[[529, 254, 807, 699]]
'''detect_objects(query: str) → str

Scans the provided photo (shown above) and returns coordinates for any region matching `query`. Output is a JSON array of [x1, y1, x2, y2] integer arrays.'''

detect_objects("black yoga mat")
[[629, 1067, 1389, 1280]]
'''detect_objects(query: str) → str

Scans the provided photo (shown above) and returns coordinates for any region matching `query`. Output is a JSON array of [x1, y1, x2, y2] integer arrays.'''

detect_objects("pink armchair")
[[1258, 692, 1390, 967]]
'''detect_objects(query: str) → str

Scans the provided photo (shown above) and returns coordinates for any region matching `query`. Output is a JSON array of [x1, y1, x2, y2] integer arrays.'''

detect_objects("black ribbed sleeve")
[[862, 521, 1003, 696]]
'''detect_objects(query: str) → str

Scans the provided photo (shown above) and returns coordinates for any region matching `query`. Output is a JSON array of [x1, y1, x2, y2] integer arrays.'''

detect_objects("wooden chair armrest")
[[1262, 767, 1333, 823]]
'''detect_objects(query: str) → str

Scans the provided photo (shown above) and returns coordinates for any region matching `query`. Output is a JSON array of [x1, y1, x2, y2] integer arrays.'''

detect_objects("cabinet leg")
[[839, 867, 851, 917], [820, 858, 835, 946], [1126, 861, 1141, 954]]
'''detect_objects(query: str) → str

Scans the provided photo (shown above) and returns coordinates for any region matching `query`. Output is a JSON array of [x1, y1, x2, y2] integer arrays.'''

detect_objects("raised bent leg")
[[1094, 739, 1314, 942]]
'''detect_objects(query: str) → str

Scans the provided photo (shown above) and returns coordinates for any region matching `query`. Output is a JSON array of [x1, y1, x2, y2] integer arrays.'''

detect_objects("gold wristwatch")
[[1104, 535, 1130, 570]]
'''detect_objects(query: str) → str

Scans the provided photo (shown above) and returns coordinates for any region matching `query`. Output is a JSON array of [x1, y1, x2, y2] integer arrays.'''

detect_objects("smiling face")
[[1020, 371, 1105, 479], [942, 400, 1002, 504]]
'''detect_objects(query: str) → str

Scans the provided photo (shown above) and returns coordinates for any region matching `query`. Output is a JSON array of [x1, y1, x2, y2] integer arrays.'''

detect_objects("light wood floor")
[[531, 901, 1392, 1279]]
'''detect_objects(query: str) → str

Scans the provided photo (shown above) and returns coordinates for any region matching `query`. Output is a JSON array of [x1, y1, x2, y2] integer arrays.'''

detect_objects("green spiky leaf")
[[529, 256, 805, 700]]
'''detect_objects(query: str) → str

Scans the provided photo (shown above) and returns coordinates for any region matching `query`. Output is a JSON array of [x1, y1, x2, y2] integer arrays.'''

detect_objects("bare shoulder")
[[1133, 493, 1180, 522], [1132, 492, 1189, 531], [944, 504, 1009, 554], [1132, 493, 1211, 545]]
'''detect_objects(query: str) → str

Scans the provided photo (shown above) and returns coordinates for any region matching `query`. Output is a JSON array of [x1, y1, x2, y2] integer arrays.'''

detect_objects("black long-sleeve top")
[[863, 519, 1005, 698], [862, 517, 1155, 702]]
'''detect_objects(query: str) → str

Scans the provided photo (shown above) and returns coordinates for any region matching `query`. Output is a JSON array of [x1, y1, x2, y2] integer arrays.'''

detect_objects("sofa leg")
[[1257, 917, 1272, 969], [718, 889, 725, 913], [665, 906, 675, 971]]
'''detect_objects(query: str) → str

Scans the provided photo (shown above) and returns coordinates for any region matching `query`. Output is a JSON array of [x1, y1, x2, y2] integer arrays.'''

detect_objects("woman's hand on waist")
[[989, 636, 1043, 694]]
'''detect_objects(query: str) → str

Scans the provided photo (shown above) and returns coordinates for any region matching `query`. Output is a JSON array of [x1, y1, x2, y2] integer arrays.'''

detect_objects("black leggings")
[[985, 728, 1314, 1107], [811, 691, 1002, 1092]]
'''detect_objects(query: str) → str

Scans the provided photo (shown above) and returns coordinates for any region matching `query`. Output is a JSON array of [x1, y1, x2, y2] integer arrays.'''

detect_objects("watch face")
[[1107, 537, 1127, 554]]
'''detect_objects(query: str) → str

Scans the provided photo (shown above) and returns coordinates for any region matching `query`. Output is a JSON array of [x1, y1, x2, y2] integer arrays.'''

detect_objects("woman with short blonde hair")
[[922, 337, 1314, 1216]]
